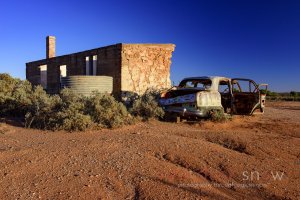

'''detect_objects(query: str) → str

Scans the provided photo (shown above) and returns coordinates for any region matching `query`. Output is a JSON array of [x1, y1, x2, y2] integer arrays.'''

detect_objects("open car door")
[[231, 79, 267, 115]]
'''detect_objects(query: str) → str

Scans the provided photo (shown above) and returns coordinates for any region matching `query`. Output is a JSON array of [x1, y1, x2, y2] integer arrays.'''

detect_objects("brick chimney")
[[46, 36, 56, 58]]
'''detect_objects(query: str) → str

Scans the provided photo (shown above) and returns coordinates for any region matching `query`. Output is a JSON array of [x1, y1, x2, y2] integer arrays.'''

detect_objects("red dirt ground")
[[0, 101, 299, 200]]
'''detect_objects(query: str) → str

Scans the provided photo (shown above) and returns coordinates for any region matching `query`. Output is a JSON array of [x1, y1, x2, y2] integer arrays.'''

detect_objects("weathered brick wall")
[[96, 45, 122, 96], [46, 36, 56, 58], [26, 63, 41, 86], [121, 44, 175, 95], [26, 44, 122, 94]]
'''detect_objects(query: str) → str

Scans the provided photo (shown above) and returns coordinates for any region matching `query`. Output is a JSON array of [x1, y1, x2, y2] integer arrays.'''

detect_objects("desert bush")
[[25, 86, 59, 129], [25, 88, 92, 131], [209, 109, 230, 122], [130, 89, 164, 120], [85, 92, 131, 128], [0, 74, 33, 117], [53, 89, 93, 131]]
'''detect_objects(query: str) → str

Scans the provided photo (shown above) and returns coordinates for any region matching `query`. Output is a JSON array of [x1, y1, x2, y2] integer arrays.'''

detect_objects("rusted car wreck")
[[159, 76, 268, 119]]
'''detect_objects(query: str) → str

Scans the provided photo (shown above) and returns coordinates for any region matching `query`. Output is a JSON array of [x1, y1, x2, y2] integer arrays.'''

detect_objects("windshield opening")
[[179, 79, 212, 90]]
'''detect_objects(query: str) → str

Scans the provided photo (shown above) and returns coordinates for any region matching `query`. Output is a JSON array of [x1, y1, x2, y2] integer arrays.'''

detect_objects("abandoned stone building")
[[26, 36, 175, 97]]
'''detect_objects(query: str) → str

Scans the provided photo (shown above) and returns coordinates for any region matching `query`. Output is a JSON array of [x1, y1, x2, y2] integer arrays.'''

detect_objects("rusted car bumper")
[[163, 106, 222, 118], [164, 107, 205, 117]]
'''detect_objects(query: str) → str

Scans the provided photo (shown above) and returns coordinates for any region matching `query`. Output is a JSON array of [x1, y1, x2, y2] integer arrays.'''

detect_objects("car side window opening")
[[219, 80, 230, 93], [232, 82, 241, 92], [249, 81, 257, 92], [232, 80, 257, 93]]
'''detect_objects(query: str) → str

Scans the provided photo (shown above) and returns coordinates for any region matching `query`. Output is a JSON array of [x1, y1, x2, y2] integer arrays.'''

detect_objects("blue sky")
[[0, 0, 299, 92]]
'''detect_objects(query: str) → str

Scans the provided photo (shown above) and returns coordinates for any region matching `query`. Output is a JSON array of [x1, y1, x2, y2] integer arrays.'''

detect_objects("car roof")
[[181, 76, 231, 81]]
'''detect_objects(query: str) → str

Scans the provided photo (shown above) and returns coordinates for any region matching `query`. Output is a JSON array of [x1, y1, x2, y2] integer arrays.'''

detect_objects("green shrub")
[[0, 74, 33, 117], [25, 88, 92, 131], [209, 109, 230, 122], [85, 92, 131, 128], [25, 86, 58, 129], [53, 89, 93, 131], [130, 89, 164, 120]]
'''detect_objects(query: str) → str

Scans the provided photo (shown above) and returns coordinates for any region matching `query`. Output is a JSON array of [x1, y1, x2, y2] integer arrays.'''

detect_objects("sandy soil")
[[0, 101, 299, 200]]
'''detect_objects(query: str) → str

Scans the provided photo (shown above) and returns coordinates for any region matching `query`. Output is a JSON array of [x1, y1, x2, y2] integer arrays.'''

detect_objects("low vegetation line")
[[0, 73, 164, 131]]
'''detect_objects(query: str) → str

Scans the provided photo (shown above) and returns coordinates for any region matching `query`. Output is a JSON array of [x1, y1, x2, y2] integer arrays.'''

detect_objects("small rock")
[[132, 132, 141, 135]]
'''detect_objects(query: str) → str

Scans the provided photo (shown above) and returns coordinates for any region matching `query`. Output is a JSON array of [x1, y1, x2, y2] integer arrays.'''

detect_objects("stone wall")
[[121, 44, 175, 95]]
